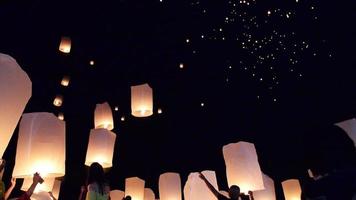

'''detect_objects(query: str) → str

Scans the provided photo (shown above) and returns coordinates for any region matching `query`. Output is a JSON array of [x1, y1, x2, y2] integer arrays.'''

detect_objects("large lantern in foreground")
[[59, 37, 71, 53], [282, 179, 301, 200], [0, 53, 32, 158], [144, 188, 155, 200], [131, 83, 153, 117], [223, 141, 265, 193], [253, 174, 276, 200], [85, 128, 116, 168], [110, 190, 125, 200], [184, 170, 219, 200], [94, 102, 114, 130], [125, 177, 145, 200], [13, 112, 65, 178], [159, 172, 182, 200], [336, 118, 356, 147]]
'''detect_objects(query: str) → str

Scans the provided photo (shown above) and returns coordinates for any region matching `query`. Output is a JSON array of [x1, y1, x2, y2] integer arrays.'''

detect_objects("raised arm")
[[4, 178, 16, 200], [198, 172, 221, 198], [248, 191, 254, 200]]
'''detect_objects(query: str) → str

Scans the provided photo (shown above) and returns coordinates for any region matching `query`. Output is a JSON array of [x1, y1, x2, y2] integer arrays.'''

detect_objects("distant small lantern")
[[184, 170, 219, 200], [157, 108, 162, 114], [53, 95, 63, 107], [94, 102, 114, 130], [58, 113, 64, 121], [121, 116, 125, 121], [12, 112, 66, 178], [282, 179, 301, 200], [144, 188, 155, 200], [114, 106, 119, 111], [336, 118, 356, 147], [61, 75, 70, 87], [125, 177, 145, 200], [59, 37, 71, 53], [223, 141, 265, 193], [253, 174, 276, 200], [159, 172, 182, 200], [110, 190, 125, 200], [0, 53, 32, 158], [131, 83, 153, 117], [90, 60, 95, 66], [179, 63, 184, 69], [85, 128, 116, 168]]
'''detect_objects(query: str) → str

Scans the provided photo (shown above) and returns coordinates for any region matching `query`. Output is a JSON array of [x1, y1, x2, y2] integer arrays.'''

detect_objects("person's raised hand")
[[33, 172, 44, 184], [10, 177, 16, 187]]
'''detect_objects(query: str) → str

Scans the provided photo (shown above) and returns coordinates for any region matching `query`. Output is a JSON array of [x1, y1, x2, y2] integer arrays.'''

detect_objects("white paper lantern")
[[110, 190, 125, 200], [60, 75, 70, 87], [94, 102, 114, 130], [253, 174, 276, 200], [59, 37, 71, 53], [58, 113, 64, 121], [13, 112, 65, 178], [85, 128, 116, 168], [159, 172, 182, 200], [21, 177, 55, 194], [53, 95, 63, 107], [223, 141, 265, 193], [125, 177, 145, 200], [183, 170, 219, 200], [144, 188, 155, 200], [0, 53, 32, 158], [131, 84, 153, 117], [336, 118, 356, 147], [282, 179, 301, 200]]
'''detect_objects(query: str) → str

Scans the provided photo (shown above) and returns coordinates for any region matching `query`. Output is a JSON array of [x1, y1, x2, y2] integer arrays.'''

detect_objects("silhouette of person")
[[81, 162, 110, 200]]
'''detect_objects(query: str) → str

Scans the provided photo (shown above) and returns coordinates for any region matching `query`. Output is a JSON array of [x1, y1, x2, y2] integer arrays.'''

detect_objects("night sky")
[[0, 0, 355, 199]]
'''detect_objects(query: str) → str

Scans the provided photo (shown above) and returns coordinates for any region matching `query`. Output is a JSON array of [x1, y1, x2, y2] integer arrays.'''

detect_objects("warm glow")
[[121, 116, 125, 121], [131, 83, 153, 117], [253, 174, 276, 200], [0, 53, 32, 158], [114, 106, 119, 111], [179, 63, 184, 69], [125, 177, 145, 200], [58, 113, 64, 121], [159, 172, 182, 200], [13, 113, 65, 178], [144, 188, 155, 200], [282, 179, 301, 200], [85, 128, 116, 168], [184, 171, 219, 200], [90, 60, 95, 65], [94, 102, 114, 130], [158, 108, 162, 114], [110, 190, 125, 200], [61, 75, 70, 87], [59, 37, 71, 53], [53, 95, 63, 107]]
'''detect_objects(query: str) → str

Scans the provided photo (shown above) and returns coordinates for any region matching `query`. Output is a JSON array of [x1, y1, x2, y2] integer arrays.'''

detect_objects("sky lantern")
[[53, 95, 63, 107], [336, 118, 356, 146], [58, 112, 64, 121], [144, 188, 155, 200], [12, 112, 65, 178], [85, 128, 116, 168], [184, 170, 219, 200], [61, 75, 70, 87], [131, 83, 153, 117], [253, 174, 276, 200], [125, 177, 145, 200], [110, 190, 125, 200], [0, 53, 32, 158], [223, 141, 265, 193], [59, 37, 71, 53], [159, 172, 182, 200], [282, 179, 301, 200], [94, 102, 114, 130]]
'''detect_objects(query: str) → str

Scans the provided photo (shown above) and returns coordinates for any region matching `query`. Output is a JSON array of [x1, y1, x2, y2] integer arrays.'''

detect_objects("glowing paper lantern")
[[59, 37, 71, 53], [125, 177, 145, 200], [0, 53, 32, 158], [282, 179, 301, 200], [13, 112, 65, 178], [183, 170, 219, 200], [58, 113, 64, 121], [85, 128, 116, 168], [61, 75, 70, 87], [110, 190, 125, 200], [53, 95, 63, 107], [94, 102, 114, 130], [336, 118, 356, 146], [144, 188, 155, 200], [253, 174, 276, 200], [131, 84, 153, 117], [159, 172, 182, 200], [223, 141, 265, 193]]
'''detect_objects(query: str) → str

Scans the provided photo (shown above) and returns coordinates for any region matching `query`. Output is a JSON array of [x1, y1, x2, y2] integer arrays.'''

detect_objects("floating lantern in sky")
[[90, 60, 95, 66], [253, 174, 276, 200], [125, 177, 145, 200], [58, 112, 64, 121], [13, 112, 65, 178], [184, 170, 219, 200], [335, 118, 356, 146], [179, 63, 184, 69], [159, 172, 182, 200], [85, 128, 116, 168], [53, 95, 63, 107], [144, 188, 155, 200], [157, 108, 163, 114], [131, 83, 153, 117], [223, 141, 265, 193], [94, 102, 114, 130], [110, 190, 125, 200], [114, 106, 119, 111], [59, 37, 71, 53], [121, 116, 125, 121], [282, 179, 301, 200], [0, 53, 32, 158], [61, 75, 70, 87]]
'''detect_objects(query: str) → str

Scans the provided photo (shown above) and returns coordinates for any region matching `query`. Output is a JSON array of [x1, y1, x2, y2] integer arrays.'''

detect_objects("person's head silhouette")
[[228, 185, 240, 199]]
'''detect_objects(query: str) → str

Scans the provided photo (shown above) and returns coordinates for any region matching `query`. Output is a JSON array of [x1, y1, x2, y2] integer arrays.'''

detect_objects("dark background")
[[0, 0, 355, 199]]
